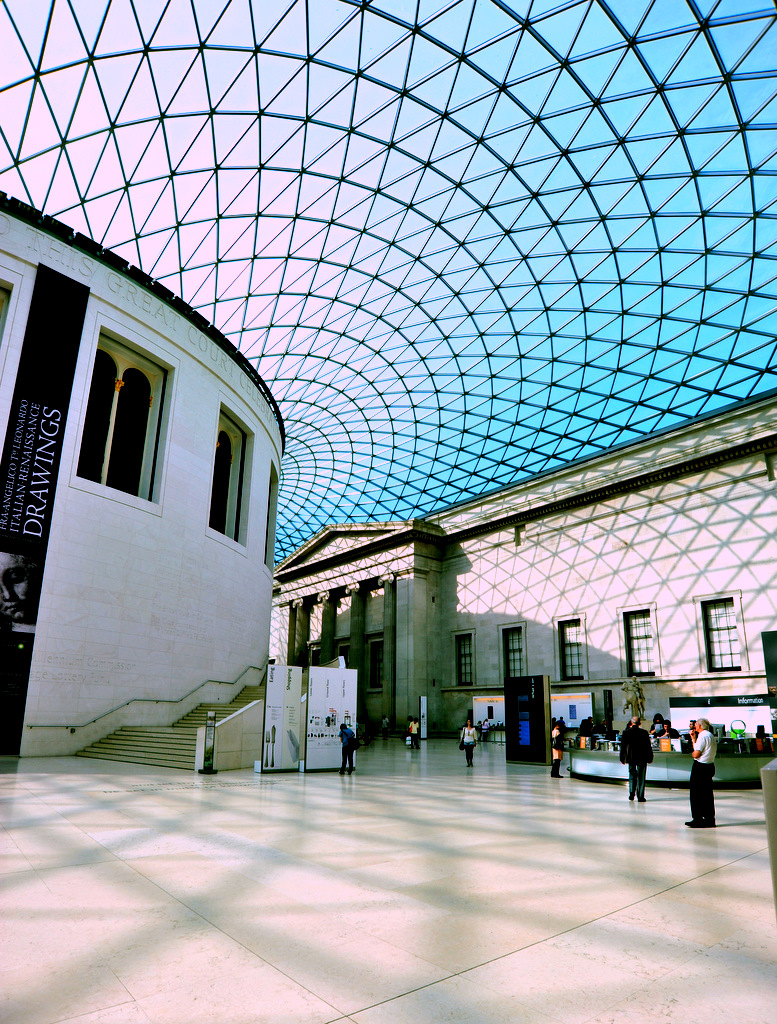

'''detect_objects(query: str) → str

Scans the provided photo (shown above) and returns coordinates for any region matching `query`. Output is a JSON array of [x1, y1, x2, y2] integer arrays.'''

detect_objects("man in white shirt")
[[686, 717, 717, 828]]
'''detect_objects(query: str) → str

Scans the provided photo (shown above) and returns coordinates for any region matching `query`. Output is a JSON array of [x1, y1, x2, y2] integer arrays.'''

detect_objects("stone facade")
[[272, 398, 777, 734], [0, 204, 283, 755]]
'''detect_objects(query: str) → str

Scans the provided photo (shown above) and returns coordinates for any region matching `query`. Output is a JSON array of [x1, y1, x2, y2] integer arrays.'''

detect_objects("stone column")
[[286, 601, 297, 667], [379, 573, 397, 725], [292, 597, 310, 666], [346, 582, 366, 720], [319, 591, 338, 664]]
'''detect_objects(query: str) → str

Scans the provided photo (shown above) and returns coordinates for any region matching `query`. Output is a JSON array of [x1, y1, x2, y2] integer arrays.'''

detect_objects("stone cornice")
[[444, 433, 777, 545], [274, 433, 777, 580]]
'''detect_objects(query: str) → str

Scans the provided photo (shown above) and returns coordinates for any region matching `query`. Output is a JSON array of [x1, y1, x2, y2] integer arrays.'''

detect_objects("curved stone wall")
[[0, 204, 283, 756]]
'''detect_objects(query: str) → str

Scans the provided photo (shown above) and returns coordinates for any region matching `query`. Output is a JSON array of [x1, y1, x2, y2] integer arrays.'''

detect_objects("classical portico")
[[272, 521, 445, 730]]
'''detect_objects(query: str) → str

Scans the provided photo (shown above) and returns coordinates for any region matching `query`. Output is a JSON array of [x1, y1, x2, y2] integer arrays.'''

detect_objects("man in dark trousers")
[[619, 715, 653, 802], [686, 717, 717, 828], [339, 723, 356, 775]]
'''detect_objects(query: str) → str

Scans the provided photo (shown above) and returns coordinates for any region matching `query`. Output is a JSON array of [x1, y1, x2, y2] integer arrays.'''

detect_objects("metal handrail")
[[27, 664, 266, 730]]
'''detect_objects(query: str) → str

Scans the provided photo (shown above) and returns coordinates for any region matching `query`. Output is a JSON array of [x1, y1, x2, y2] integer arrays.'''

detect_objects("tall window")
[[338, 643, 350, 667], [77, 339, 166, 499], [456, 633, 474, 686], [559, 618, 584, 680], [369, 639, 384, 688], [702, 598, 741, 671], [209, 411, 247, 542], [624, 610, 654, 676], [264, 463, 279, 568], [503, 626, 523, 678]]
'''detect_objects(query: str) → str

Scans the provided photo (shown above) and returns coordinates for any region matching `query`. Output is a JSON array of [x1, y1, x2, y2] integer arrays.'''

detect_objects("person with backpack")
[[339, 722, 357, 775]]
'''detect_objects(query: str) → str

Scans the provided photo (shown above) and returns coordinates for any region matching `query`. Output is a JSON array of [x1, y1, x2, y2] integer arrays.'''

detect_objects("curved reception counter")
[[567, 748, 773, 787]]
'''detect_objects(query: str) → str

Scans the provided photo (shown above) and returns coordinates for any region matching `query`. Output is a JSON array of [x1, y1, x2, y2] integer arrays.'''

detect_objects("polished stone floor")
[[1, 740, 775, 1024]]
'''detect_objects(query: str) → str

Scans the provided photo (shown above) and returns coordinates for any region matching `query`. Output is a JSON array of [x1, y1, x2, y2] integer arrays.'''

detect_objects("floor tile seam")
[[334, 842, 777, 1018], [109, 859, 361, 1021]]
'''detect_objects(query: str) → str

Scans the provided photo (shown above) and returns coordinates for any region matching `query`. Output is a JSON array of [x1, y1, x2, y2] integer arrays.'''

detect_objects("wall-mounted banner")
[[305, 666, 357, 771], [261, 664, 303, 771], [0, 264, 90, 754]]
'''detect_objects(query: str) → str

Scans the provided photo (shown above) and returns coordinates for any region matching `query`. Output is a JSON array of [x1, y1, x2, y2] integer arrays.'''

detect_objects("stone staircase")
[[75, 685, 265, 770]]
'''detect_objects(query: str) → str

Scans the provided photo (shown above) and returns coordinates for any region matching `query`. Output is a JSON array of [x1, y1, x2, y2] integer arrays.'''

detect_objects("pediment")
[[277, 522, 408, 572]]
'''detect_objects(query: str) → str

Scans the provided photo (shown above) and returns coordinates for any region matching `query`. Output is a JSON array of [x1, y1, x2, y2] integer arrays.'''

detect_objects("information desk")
[[567, 748, 773, 786]]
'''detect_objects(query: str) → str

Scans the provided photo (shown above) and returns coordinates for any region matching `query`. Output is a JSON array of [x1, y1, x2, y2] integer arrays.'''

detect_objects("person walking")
[[550, 722, 565, 777], [381, 715, 390, 740], [409, 717, 420, 749], [460, 718, 477, 767], [339, 723, 356, 775], [619, 715, 653, 801], [686, 717, 717, 828]]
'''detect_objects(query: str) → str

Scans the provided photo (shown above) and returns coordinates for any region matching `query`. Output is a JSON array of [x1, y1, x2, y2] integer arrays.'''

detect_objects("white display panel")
[[551, 692, 593, 728], [305, 666, 358, 771], [262, 665, 303, 772], [472, 695, 505, 724], [669, 697, 772, 737]]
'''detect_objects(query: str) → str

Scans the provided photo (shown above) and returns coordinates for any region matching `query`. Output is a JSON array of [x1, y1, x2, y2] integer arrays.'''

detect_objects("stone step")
[[74, 682, 266, 770]]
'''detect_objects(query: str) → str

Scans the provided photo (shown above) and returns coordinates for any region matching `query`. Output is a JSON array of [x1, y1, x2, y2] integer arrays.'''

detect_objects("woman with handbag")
[[551, 722, 565, 777], [460, 718, 477, 767]]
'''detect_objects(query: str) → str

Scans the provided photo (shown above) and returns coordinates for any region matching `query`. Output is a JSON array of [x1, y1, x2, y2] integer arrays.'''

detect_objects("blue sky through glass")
[[1, 0, 776, 559]]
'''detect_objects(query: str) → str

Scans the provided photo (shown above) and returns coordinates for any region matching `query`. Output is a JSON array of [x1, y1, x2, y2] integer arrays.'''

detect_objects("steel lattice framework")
[[1, 0, 776, 560]]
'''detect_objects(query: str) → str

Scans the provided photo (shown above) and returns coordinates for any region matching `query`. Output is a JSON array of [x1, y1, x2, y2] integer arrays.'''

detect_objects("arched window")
[[77, 337, 166, 500], [209, 411, 247, 542], [264, 463, 279, 568]]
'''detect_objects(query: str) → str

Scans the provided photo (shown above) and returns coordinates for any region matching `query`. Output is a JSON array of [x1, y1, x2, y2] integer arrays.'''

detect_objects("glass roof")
[[1, 1, 776, 561]]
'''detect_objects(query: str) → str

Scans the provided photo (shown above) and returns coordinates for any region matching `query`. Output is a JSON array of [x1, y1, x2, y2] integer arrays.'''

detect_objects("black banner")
[[1, 264, 90, 753]]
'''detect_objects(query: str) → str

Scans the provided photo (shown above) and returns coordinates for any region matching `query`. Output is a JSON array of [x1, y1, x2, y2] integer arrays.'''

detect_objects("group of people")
[[617, 714, 717, 826], [549, 713, 717, 827]]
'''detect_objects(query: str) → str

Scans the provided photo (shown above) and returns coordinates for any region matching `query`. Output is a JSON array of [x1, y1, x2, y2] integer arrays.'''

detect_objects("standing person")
[[686, 718, 717, 828], [339, 723, 356, 775], [619, 716, 653, 801], [460, 718, 477, 767], [381, 715, 390, 740], [550, 722, 565, 777], [481, 717, 490, 743], [409, 717, 420, 749]]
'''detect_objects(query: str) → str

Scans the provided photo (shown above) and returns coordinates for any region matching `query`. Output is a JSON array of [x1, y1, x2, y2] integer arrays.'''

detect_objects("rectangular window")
[[337, 643, 350, 668], [503, 626, 523, 678], [369, 639, 384, 689], [456, 633, 474, 686], [624, 610, 654, 676], [559, 618, 584, 680], [209, 410, 247, 542], [702, 598, 741, 671], [77, 336, 166, 500]]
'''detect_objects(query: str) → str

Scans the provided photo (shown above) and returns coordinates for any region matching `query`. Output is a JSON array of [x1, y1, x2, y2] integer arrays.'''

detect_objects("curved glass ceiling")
[[1, 1, 777, 560]]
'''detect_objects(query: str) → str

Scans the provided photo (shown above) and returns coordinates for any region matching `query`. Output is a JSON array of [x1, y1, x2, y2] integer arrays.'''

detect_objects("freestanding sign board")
[[262, 664, 303, 771], [504, 674, 551, 764], [304, 666, 358, 771]]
